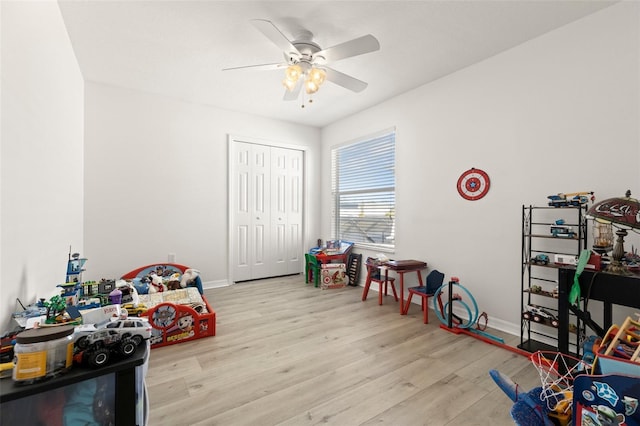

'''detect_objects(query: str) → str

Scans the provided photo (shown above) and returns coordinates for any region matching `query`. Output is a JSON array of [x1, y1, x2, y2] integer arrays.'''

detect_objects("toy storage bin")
[[320, 263, 347, 289], [595, 351, 640, 376]]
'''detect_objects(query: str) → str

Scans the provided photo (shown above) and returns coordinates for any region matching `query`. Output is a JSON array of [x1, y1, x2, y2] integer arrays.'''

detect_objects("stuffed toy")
[[180, 269, 200, 288], [165, 273, 181, 290], [180, 269, 203, 294], [148, 272, 167, 293]]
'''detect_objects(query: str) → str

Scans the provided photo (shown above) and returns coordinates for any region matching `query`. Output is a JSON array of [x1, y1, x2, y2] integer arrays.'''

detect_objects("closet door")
[[271, 148, 288, 276], [232, 142, 270, 281], [231, 141, 303, 282], [271, 147, 304, 276], [286, 149, 303, 274]]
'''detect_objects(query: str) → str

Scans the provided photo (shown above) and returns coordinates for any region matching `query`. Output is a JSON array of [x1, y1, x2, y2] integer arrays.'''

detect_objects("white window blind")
[[331, 130, 395, 249]]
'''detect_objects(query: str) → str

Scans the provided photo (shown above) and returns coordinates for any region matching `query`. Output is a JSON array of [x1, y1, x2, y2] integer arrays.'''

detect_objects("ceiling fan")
[[223, 19, 380, 104]]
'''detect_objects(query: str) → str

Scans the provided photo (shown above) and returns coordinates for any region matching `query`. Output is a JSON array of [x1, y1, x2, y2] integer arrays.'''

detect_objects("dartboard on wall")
[[457, 168, 491, 201]]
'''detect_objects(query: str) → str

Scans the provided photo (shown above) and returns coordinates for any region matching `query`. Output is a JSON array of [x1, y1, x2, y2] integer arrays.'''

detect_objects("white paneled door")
[[231, 141, 304, 282]]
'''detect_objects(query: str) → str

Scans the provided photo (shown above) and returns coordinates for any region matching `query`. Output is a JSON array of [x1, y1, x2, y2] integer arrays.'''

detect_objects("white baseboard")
[[203, 279, 229, 290]]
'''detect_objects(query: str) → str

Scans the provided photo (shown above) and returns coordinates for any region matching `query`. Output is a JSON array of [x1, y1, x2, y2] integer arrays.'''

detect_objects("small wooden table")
[[312, 241, 354, 265], [383, 260, 427, 314]]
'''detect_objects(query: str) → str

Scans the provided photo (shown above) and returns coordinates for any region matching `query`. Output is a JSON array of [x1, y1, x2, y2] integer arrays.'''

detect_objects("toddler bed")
[[120, 263, 216, 349]]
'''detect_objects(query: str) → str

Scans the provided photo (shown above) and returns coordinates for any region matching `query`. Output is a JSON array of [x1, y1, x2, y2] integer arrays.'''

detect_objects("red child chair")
[[362, 258, 398, 305]]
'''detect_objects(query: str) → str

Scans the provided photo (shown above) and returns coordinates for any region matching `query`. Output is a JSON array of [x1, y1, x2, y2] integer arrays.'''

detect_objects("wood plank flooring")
[[146, 275, 540, 425]]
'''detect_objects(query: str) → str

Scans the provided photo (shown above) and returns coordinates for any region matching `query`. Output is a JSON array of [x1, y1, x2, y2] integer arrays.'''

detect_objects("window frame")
[[330, 128, 396, 252]]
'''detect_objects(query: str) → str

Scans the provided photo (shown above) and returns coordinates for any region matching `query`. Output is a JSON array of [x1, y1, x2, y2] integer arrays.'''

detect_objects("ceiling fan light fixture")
[[309, 67, 326, 86], [285, 64, 302, 82], [283, 64, 304, 92], [282, 78, 297, 91], [305, 79, 320, 95]]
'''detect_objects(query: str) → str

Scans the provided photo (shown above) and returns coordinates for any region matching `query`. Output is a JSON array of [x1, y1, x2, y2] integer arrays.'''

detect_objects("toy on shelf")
[[66, 250, 87, 285], [522, 304, 559, 328], [547, 192, 595, 208], [13, 249, 87, 325], [73, 317, 152, 368], [121, 302, 148, 317], [550, 219, 577, 239], [626, 248, 640, 272], [76, 298, 101, 310], [11, 299, 47, 328], [60, 251, 114, 323], [42, 295, 78, 325], [531, 254, 550, 265]]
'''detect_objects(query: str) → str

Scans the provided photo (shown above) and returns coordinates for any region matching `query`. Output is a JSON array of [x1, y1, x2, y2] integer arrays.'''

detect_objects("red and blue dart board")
[[457, 168, 490, 201]]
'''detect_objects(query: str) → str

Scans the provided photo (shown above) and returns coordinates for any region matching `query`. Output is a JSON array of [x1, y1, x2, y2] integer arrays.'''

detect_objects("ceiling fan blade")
[[283, 79, 302, 101], [251, 19, 300, 56], [222, 62, 286, 72], [324, 67, 368, 93], [315, 35, 380, 63]]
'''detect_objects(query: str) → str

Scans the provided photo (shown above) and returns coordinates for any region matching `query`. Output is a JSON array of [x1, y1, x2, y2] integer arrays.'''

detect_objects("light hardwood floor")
[[146, 275, 540, 425]]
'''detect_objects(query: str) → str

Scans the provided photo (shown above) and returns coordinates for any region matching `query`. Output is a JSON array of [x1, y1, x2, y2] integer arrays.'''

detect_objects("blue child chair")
[[402, 269, 445, 323]]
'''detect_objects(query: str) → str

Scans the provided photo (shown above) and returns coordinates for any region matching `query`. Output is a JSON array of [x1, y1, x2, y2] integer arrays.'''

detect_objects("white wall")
[[83, 83, 321, 284], [321, 2, 640, 334], [1, 1, 84, 329]]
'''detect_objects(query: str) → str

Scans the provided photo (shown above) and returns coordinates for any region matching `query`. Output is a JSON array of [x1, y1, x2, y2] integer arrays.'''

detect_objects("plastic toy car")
[[522, 304, 559, 327], [547, 192, 593, 207], [531, 254, 550, 265], [122, 302, 148, 316], [74, 318, 151, 367], [550, 225, 576, 238]]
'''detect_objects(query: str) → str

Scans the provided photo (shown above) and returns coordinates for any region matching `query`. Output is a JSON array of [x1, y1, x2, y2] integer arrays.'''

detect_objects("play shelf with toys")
[[120, 263, 216, 349]]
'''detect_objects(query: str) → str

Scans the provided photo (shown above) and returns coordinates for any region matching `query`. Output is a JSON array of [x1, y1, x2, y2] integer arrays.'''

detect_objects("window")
[[331, 129, 395, 250]]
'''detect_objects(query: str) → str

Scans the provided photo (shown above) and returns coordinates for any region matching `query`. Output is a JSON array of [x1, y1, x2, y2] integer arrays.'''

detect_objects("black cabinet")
[[519, 204, 587, 353], [1, 343, 148, 425]]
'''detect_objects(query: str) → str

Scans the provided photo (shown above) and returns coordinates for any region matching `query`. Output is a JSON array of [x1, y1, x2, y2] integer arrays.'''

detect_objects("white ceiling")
[[58, 1, 617, 128]]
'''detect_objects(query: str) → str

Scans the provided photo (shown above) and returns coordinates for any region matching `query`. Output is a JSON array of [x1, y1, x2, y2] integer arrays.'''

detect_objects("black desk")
[[557, 267, 640, 355]]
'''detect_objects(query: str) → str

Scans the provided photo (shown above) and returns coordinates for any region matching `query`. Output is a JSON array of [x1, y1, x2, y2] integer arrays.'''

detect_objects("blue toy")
[[490, 369, 554, 426]]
